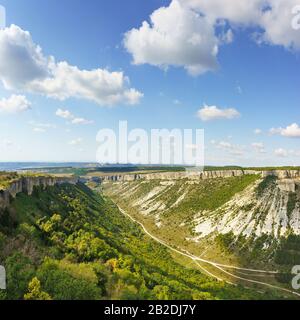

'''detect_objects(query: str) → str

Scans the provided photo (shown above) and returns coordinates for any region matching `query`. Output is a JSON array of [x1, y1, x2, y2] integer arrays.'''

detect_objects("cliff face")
[[100, 170, 249, 182], [2, 170, 298, 209], [277, 179, 298, 193], [98, 169, 300, 183], [104, 171, 300, 242], [262, 171, 300, 192], [0, 176, 78, 210], [262, 170, 300, 179], [193, 179, 300, 239]]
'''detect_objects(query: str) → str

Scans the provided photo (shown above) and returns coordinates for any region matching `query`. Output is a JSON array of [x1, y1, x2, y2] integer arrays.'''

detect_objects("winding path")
[[116, 204, 300, 298]]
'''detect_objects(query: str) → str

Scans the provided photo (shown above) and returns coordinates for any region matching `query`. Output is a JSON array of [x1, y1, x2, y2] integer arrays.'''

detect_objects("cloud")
[[69, 138, 83, 146], [29, 120, 56, 133], [270, 123, 300, 138], [185, 0, 300, 49], [124, 0, 219, 76], [29, 121, 56, 129], [2, 139, 13, 147], [56, 108, 73, 119], [217, 141, 233, 149], [124, 0, 300, 75], [251, 142, 266, 153], [0, 94, 31, 113], [259, 0, 300, 50], [254, 128, 262, 135], [197, 105, 240, 121], [33, 127, 46, 133], [274, 148, 300, 157], [211, 139, 244, 156], [0, 25, 143, 106], [71, 118, 93, 125], [280, 123, 300, 138], [56, 108, 94, 125], [274, 148, 288, 157], [183, 0, 264, 25]]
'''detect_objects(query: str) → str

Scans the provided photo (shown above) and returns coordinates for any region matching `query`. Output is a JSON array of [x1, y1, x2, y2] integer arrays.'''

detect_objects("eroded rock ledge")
[[0, 176, 78, 210], [99, 169, 300, 183]]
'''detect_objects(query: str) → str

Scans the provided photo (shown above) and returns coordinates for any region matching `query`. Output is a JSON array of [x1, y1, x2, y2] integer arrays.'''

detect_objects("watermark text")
[[96, 121, 204, 169], [0, 5, 6, 29], [0, 265, 6, 290], [292, 5, 300, 30], [292, 265, 300, 290]]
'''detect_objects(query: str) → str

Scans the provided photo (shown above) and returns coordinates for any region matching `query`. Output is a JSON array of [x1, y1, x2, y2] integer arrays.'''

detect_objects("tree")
[[36, 258, 102, 300], [5, 252, 35, 300], [24, 277, 52, 300], [153, 285, 170, 300]]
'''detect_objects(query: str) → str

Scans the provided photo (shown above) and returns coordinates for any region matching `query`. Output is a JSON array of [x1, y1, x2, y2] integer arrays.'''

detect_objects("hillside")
[[103, 173, 300, 294], [0, 181, 282, 300]]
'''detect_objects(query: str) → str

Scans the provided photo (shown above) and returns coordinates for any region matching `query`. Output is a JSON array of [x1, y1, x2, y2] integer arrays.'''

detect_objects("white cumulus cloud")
[[0, 94, 31, 113], [56, 108, 73, 119], [259, 0, 300, 50], [183, 0, 264, 25], [124, 0, 300, 75], [184, 0, 300, 49], [0, 25, 143, 106], [197, 105, 240, 121], [56, 108, 94, 125], [270, 123, 300, 138], [124, 0, 219, 76]]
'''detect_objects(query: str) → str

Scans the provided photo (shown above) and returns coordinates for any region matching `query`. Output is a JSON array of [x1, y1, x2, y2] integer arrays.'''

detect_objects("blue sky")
[[0, 0, 299, 166]]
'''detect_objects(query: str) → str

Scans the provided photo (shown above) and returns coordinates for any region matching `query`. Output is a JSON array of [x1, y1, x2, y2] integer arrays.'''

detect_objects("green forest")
[[0, 182, 285, 300]]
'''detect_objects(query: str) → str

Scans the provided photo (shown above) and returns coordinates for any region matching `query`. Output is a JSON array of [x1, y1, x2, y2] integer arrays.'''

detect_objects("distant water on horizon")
[[0, 162, 97, 171]]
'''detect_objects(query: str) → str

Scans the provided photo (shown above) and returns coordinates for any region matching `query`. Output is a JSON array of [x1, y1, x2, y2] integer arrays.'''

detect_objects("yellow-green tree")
[[24, 277, 52, 300]]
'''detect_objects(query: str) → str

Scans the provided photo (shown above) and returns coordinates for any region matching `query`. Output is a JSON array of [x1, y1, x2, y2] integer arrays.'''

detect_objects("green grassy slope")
[[103, 175, 300, 293], [0, 182, 284, 300], [104, 175, 259, 253]]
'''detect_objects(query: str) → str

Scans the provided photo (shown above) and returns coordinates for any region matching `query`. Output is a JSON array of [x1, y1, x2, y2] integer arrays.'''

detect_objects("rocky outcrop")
[[277, 179, 300, 193], [99, 170, 248, 182], [98, 169, 300, 183], [262, 170, 300, 179], [260, 171, 300, 193], [0, 176, 78, 210], [106, 172, 300, 241]]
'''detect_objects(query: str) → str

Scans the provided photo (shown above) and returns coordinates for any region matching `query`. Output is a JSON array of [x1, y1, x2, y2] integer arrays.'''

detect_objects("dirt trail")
[[116, 204, 300, 298]]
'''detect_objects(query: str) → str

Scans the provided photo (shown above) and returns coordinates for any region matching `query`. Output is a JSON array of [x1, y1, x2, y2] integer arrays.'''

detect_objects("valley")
[[0, 169, 300, 300], [103, 170, 300, 295]]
